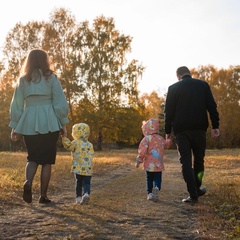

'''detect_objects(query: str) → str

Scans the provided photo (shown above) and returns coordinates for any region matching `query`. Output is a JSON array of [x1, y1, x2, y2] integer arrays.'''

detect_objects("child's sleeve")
[[89, 143, 94, 157], [136, 137, 148, 164], [62, 136, 76, 151]]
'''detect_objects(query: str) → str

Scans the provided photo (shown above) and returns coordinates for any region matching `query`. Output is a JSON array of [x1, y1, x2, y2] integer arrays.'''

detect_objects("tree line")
[[0, 8, 239, 151]]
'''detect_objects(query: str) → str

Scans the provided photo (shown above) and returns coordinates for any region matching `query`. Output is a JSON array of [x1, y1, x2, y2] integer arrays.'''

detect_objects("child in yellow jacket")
[[62, 123, 94, 204]]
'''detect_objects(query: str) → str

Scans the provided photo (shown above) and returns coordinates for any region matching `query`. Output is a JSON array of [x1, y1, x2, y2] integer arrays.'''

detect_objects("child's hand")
[[135, 156, 141, 168], [135, 162, 140, 168]]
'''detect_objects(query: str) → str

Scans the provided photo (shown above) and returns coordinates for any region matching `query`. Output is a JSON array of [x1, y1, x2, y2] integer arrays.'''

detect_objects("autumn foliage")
[[0, 8, 239, 150]]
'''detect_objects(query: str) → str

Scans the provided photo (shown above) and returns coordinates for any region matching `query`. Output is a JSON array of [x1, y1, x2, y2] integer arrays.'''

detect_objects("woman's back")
[[9, 73, 69, 135]]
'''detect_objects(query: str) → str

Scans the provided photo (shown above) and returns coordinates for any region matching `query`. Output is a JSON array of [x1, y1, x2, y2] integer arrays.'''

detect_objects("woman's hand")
[[60, 125, 67, 137], [11, 129, 18, 141]]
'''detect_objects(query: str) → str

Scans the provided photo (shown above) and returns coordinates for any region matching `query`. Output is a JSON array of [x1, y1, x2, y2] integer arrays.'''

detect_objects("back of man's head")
[[176, 66, 191, 79]]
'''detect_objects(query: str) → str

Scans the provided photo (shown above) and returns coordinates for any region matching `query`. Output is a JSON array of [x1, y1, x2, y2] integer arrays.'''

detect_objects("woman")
[[9, 49, 69, 204]]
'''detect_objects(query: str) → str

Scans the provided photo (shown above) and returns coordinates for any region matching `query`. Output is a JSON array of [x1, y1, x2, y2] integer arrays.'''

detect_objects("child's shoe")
[[152, 186, 160, 201], [147, 193, 153, 201], [80, 193, 90, 204], [76, 196, 82, 204]]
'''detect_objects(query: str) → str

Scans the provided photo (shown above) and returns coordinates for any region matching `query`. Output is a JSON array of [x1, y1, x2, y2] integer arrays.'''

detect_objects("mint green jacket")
[[9, 73, 69, 135]]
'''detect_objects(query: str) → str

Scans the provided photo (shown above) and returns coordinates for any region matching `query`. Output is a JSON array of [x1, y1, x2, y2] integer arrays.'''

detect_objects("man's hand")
[[166, 133, 172, 140], [211, 129, 220, 138]]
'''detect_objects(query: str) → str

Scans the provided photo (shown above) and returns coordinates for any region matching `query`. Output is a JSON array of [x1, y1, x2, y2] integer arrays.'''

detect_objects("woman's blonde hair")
[[21, 49, 54, 82]]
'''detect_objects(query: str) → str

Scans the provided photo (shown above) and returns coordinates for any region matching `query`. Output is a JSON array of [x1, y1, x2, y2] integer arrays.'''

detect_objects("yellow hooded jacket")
[[62, 123, 94, 176]]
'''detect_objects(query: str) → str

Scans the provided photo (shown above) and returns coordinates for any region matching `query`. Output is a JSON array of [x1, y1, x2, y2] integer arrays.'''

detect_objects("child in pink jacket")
[[135, 118, 172, 201]]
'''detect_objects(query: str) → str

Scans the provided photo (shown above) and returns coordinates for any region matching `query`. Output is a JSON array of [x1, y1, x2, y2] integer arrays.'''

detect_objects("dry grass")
[[0, 150, 135, 206], [200, 149, 240, 239], [0, 149, 239, 239]]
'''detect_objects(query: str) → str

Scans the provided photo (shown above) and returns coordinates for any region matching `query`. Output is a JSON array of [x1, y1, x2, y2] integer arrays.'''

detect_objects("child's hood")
[[141, 118, 159, 136], [72, 123, 90, 140]]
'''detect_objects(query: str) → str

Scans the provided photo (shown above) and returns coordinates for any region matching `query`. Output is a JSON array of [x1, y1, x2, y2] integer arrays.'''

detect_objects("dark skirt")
[[23, 131, 59, 165]]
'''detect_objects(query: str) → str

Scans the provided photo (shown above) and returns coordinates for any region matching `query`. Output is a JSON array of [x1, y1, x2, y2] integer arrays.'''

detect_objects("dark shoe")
[[182, 196, 198, 204], [23, 181, 32, 203], [39, 196, 51, 204], [198, 187, 206, 197]]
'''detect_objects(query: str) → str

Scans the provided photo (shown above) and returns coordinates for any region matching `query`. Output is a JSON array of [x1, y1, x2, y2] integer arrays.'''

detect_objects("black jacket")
[[164, 75, 219, 134]]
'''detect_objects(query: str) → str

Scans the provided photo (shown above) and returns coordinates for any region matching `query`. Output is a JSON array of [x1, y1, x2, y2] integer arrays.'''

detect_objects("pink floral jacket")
[[136, 118, 172, 172]]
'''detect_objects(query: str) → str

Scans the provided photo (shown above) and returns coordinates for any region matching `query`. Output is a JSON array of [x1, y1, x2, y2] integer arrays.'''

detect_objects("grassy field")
[[203, 149, 240, 238], [0, 149, 239, 239]]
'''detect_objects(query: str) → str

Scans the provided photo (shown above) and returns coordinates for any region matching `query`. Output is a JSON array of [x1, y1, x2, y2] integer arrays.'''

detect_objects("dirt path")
[[0, 152, 223, 240]]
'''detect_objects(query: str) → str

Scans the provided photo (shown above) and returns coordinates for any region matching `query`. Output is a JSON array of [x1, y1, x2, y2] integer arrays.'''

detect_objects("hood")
[[72, 123, 90, 140], [141, 118, 159, 136]]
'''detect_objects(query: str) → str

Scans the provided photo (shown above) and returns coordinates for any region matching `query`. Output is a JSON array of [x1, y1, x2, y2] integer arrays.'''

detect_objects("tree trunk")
[[96, 131, 103, 151]]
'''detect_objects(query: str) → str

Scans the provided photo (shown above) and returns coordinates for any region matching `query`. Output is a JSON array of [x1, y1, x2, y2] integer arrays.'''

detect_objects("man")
[[164, 66, 220, 203]]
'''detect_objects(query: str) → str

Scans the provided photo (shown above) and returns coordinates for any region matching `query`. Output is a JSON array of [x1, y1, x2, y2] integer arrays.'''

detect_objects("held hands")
[[165, 133, 173, 148], [211, 129, 220, 138], [165, 133, 172, 140], [60, 125, 67, 138], [165, 138, 173, 148]]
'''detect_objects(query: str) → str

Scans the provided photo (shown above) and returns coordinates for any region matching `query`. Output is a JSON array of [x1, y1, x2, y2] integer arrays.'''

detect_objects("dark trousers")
[[75, 174, 91, 197], [175, 130, 206, 199], [146, 171, 162, 194]]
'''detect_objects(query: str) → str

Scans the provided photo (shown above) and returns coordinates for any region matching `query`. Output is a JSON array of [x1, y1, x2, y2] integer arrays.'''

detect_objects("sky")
[[1, 0, 240, 95]]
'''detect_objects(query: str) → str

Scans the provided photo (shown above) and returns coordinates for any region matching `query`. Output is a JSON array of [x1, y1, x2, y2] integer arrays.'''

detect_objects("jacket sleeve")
[[62, 137, 76, 152], [52, 76, 69, 125], [89, 143, 95, 157], [9, 84, 24, 129], [136, 137, 148, 163], [205, 84, 219, 129]]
